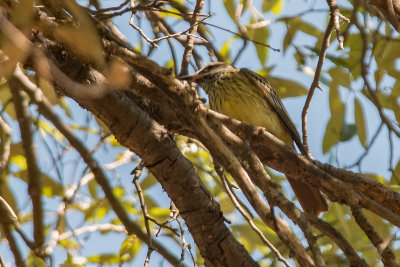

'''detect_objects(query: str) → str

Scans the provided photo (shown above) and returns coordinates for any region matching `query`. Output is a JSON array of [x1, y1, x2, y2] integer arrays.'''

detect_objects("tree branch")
[[13, 66, 186, 267], [9, 75, 45, 257]]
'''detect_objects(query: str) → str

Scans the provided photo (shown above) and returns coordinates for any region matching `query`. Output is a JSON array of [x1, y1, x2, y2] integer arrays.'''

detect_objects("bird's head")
[[180, 62, 236, 91]]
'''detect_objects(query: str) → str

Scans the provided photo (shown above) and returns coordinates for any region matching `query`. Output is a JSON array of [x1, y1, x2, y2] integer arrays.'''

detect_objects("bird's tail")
[[287, 177, 328, 216]]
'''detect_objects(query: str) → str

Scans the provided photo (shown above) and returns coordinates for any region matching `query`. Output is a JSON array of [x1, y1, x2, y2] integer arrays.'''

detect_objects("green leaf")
[[262, 0, 281, 13], [248, 25, 269, 65], [339, 123, 356, 142], [42, 173, 63, 197], [223, 0, 236, 22], [37, 120, 65, 141], [283, 21, 297, 53], [391, 96, 400, 125], [268, 77, 308, 98], [271, 0, 284, 14], [354, 98, 367, 147], [344, 34, 362, 78], [58, 98, 72, 118], [329, 83, 345, 133], [375, 68, 385, 88], [296, 19, 322, 38], [140, 173, 157, 190], [27, 252, 49, 267], [88, 178, 97, 200], [322, 118, 340, 153], [220, 38, 233, 60], [87, 253, 120, 264], [390, 160, 400, 185], [219, 195, 235, 214], [0, 181, 17, 213], [328, 67, 351, 88], [148, 207, 170, 221], [119, 235, 141, 262], [377, 41, 400, 69], [10, 155, 27, 170], [61, 263, 85, 267]]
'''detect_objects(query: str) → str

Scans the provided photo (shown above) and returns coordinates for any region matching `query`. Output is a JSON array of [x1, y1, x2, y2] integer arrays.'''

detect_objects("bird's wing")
[[240, 68, 306, 155]]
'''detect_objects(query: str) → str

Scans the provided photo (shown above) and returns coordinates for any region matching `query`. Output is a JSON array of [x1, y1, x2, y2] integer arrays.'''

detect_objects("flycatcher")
[[181, 62, 328, 216]]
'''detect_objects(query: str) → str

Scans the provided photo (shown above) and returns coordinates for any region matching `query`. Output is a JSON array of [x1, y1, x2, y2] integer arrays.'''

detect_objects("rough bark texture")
[[40, 41, 258, 266]]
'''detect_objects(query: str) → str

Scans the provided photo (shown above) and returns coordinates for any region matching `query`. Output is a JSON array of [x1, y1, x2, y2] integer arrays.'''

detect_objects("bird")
[[181, 62, 328, 216]]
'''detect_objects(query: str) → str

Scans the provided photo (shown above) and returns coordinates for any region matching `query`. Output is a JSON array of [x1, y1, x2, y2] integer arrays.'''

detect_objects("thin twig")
[[345, 122, 384, 169], [179, 0, 205, 76], [199, 20, 280, 52], [169, 201, 196, 267], [301, 0, 340, 157], [306, 214, 368, 266], [129, 0, 158, 48], [353, 10, 400, 138], [132, 162, 154, 266], [215, 164, 293, 267]]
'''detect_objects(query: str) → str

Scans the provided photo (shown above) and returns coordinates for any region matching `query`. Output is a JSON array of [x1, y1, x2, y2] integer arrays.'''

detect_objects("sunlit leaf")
[[296, 19, 322, 38], [42, 173, 63, 197], [37, 120, 64, 141], [283, 20, 297, 53], [248, 24, 269, 65], [148, 207, 170, 221], [375, 68, 385, 88], [322, 118, 340, 153], [10, 155, 27, 170], [390, 160, 400, 185], [87, 253, 120, 264], [268, 77, 308, 98], [344, 34, 362, 78], [140, 173, 157, 190], [364, 173, 386, 184], [220, 38, 233, 60], [88, 178, 98, 200], [58, 98, 72, 118], [328, 66, 351, 88], [219, 195, 235, 214], [38, 77, 58, 105], [329, 83, 345, 133], [119, 235, 140, 262], [60, 263, 85, 267], [27, 252, 48, 267], [223, 0, 237, 22], [391, 96, 400, 125], [354, 98, 367, 147], [262, 0, 281, 13], [59, 239, 80, 251]]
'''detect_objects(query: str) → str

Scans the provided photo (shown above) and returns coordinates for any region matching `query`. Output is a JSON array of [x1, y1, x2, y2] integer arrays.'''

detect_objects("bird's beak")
[[180, 73, 200, 82]]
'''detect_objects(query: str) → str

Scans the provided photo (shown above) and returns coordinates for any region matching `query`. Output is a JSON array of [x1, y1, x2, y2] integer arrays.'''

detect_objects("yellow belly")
[[211, 94, 293, 146]]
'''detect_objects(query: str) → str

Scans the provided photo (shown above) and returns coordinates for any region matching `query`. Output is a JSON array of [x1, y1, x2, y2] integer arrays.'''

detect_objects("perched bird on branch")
[[181, 62, 328, 216]]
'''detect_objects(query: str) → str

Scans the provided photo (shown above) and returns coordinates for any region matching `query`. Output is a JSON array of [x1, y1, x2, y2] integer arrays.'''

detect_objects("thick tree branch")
[[21, 39, 258, 264], [13, 66, 185, 267]]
